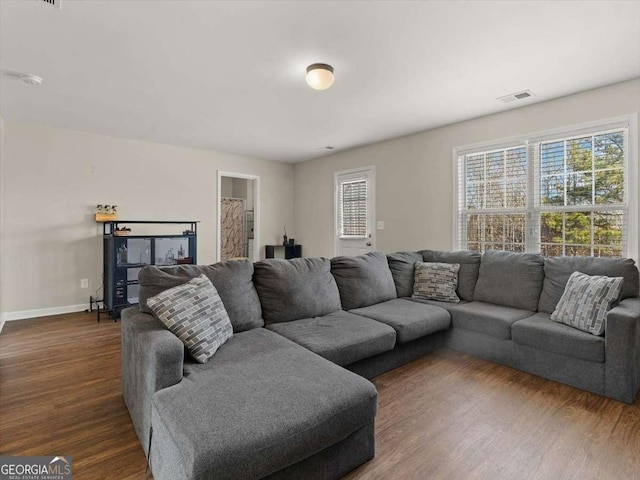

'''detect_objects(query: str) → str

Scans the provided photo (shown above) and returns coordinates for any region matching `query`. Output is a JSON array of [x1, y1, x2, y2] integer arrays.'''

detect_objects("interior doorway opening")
[[216, 171, 260, 263]]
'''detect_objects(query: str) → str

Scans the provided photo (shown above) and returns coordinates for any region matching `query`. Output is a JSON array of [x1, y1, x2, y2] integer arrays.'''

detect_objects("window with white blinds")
[[338, 179, 368, 237], [461, 146, 528, 252], [455, 119, 635, 258]]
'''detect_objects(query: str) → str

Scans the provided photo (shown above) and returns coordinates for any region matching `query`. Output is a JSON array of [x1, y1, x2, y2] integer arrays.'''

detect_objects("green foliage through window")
[[458, 126, 628, 258]]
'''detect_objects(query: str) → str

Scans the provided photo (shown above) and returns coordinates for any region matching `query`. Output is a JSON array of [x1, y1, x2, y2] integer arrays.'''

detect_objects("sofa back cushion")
[[473, 250, 545, 311], [253, 258, 342, 325], [138, 260, 263, 332], [419, 250, 482, 301], [538, 256, 639, 313], [387, 251, 423, 297], [331, 251, 397, 310]]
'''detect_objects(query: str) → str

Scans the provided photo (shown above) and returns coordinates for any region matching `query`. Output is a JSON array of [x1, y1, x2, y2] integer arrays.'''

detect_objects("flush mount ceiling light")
[[1, 70, 44, 86], [306, 63, 334, 90]]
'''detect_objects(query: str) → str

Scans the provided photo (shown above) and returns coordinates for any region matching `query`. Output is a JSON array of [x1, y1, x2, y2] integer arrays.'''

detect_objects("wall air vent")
[[39, 0, 61, 8], [497, 90, 534, 103]]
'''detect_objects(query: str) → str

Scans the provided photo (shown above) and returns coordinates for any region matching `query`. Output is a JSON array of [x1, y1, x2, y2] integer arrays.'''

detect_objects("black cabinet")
[[103, 221, 198, 319], [265, 244, 302, 259]]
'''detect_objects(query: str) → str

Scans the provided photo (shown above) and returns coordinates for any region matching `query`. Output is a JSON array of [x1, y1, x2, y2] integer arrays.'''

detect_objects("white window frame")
[[452, 115, 638, 261], [333, 166, 376, 255]]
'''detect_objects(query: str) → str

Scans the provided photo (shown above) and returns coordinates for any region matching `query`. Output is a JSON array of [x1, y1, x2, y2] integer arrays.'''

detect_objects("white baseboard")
[[0, 304, 88, 323]]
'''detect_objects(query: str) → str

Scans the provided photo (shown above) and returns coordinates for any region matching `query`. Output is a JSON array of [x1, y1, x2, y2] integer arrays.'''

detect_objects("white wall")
[[0, 123, 294, 318], [221, 176, 234, 197], [293, 79, 640, 258]]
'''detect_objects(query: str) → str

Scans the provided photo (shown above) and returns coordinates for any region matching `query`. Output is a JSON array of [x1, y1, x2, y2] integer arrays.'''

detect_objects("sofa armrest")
[[121, 307, 184, 455], [605, 298, 640, 403]]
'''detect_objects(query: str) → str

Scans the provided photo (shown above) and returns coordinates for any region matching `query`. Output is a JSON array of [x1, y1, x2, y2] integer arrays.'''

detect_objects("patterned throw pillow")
[[412, 262, 461, 303], [550, 271, 624, 336], [146, 274, 233, 363]]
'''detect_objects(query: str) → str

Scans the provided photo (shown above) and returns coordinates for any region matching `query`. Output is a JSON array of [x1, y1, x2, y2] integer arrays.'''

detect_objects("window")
[[462, 146, 528, 252], [455, 118, 636, 258], [338, 178, 368, 237]]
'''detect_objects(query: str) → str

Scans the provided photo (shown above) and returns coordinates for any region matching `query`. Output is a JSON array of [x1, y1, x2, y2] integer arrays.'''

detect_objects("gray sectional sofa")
[[122, 250, 640, 480]]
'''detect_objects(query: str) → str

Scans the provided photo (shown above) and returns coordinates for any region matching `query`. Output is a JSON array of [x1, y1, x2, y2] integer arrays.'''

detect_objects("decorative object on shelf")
[[113, 226, 131, 236], [117, 244, 128, 265], [183, 229, 195, 235], [95, 203, 119, 222], [178, 244, 185, 259], [283, 226, 288, 246], [139, 244, 151, 264], [288, 238, 295, 245]]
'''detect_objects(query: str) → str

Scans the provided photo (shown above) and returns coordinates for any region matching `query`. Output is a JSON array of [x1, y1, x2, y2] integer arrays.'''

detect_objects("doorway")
[[216, 171, 260, 263], [334, 166, 376, 256]]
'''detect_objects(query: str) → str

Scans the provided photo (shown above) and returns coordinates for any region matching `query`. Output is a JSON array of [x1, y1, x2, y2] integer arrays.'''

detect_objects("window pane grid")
[[464, 146, 526, 211], [457, 125, 628, 258], [539, 131, 625, 208], [338, 179, 367, 237]]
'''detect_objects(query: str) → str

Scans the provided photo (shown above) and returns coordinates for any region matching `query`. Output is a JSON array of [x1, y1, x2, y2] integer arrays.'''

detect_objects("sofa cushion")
[[253, 258, 342, 325], [147, 274, 233, 363], [266, 310, 396, 366], [138, 260, 263, 332], [447, 301, 533, 340], [512, 312, 605, 363], [473, 250, 545, 311], [408, 297, 470, 311], [386, 251, 423, 297], [349, 298, 450, 343], [412, 262, 461, 303], [550, 271, 624, 336], [151, 328, 377, 480], [419, 250, 482, 301], [538, 256, 639, 314], [331, 251, 397, 310]]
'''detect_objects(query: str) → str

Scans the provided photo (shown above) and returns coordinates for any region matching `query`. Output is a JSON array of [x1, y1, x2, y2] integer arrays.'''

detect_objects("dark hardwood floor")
[[1, 312, 638, 480]]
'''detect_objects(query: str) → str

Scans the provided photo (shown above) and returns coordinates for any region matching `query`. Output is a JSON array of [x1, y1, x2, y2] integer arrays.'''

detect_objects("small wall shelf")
[[265, 244, 302, 260], [103, 220, 198, 319]]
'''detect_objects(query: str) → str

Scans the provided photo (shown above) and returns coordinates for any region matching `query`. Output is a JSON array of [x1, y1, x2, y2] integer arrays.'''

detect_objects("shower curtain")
[[221, 198, 245, 261]]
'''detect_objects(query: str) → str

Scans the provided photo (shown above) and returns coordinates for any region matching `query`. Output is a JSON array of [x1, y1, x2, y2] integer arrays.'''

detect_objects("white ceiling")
[[1, 1, 638, 163]]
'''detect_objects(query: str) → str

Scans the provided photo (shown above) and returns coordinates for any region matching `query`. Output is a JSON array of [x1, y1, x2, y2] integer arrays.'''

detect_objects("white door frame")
[[216, 171, 261, 263], [334, 166, 376, 257]]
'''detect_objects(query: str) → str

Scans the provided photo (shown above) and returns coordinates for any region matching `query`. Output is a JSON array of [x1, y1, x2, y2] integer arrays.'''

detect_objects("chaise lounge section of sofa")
[[122, 249, 640, 480], [122, 260, 378, 480]]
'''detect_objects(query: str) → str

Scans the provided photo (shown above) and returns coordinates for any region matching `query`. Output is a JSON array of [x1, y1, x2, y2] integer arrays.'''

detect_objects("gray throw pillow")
[[147, 274, 233, 363], [412, 262, 461, 303], [550, 271, 624, 336]]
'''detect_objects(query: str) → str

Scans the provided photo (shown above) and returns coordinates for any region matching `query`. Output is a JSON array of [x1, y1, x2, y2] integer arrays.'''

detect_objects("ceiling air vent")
[[38, 0, 61, 8], [497, 90, 534, 103]]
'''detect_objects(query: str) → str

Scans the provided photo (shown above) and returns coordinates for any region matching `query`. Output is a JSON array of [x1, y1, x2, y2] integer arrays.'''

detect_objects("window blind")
[[456, 121, 631, 258], [338, 179, 367, 237], [458, 145, 528, 253], [533, 128, 627, 257]]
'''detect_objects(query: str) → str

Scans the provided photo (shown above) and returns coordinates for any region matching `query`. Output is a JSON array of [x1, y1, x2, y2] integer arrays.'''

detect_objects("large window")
[[455, 118, 636, 258]]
